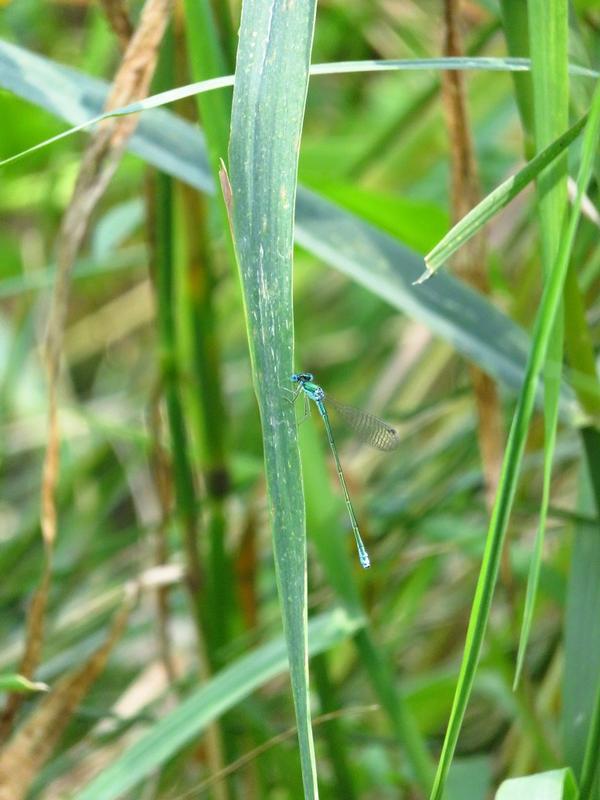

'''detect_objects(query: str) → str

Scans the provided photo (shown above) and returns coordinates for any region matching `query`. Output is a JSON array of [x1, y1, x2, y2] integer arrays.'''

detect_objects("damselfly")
[[290, 372, 400, 568]]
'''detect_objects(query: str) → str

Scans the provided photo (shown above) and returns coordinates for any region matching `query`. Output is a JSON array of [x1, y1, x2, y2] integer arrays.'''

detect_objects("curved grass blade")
[[327, 397, 400, 451], [223, 0, 319, 795], [428, 78, 600, 800], [309, 57, 597, 80], [1, 43, 598, 168]]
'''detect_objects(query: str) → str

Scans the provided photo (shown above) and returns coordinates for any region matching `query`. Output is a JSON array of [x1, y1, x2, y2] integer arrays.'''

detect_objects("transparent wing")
[[327, 397, 400, 451]]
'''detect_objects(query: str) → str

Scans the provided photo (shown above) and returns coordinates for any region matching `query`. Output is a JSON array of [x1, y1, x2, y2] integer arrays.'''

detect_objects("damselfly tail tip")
[[359, 552, 371, 569]]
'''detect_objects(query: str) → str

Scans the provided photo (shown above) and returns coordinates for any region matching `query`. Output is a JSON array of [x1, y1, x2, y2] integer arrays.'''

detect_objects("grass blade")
[[512, 363, 560, 689], [1, 46, 599, 168], [421, 115, 587, 278], [512, 0, 568, 692], [509, 0, 566, 693], [223, 0, 318, 795], [177, 0, 235, 665], [76, 608, 363, 800], [428, 77, 600, 800]]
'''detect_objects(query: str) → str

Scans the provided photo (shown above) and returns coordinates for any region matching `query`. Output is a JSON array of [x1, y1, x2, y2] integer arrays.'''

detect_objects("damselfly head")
[[290, 372, 314, 383]]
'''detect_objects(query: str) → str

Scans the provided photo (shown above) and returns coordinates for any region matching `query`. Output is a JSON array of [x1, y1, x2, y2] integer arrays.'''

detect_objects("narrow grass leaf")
[[512, 363, 560, 688], [428, 79, 600, 800], [224, 0, 318, 795], [512, 0, 568, 692], [76, 608, 363, 800], [421, 115, 587, 279], [308, 57, 597, 79]]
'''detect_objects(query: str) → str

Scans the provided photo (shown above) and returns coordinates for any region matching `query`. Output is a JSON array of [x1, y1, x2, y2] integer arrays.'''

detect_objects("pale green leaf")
[[0, 674, 49, 694], [225, 0, 319, 794], [495, 769, 578, 800]]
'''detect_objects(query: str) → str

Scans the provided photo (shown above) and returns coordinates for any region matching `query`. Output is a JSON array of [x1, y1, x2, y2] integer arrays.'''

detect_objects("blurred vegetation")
[[0, 1, 599, 799]]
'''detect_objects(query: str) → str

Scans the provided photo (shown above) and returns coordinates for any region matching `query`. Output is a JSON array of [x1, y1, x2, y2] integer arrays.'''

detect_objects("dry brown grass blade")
[[441, 0, 504, 508], [46, 0, 173, 380], [0, 595, 134, 800], [0, 0, 173, 740]]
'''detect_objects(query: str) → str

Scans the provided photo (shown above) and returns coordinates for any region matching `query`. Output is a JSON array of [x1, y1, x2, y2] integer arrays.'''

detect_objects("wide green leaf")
[[224, 0, 318, 794], [495, 769, 578, 800]]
